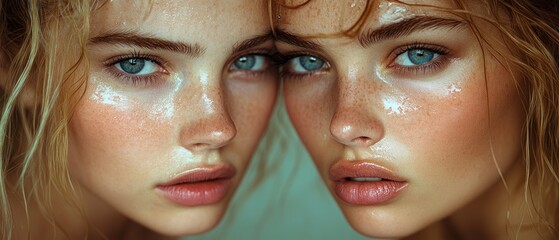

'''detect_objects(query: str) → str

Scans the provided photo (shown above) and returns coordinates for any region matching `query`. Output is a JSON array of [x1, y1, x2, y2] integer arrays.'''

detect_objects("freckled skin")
[[278, 0, 525, 238], [68, 0, 277, 237]]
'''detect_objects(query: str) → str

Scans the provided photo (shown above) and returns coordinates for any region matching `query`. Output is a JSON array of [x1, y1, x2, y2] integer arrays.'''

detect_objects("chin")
[[144, 205, 228, 237], [349, 222, 414, 239], [158, 221, 221, 237], [341, 207, 423, 240]]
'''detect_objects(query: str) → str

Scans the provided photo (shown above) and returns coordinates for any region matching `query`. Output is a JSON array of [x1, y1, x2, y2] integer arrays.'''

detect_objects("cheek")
[[68, 96, 171, 185], [394, 105, 491, 194], [400, 91, 490, 180], [284, 77, 335, 153], [399, 67, 524, 194], [226, 76, 278, 158], [71, 101, 159, 150]]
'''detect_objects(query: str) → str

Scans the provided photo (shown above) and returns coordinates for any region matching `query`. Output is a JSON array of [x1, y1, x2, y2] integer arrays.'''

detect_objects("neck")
[[410, 160, 555, 240], [8, 178, 165, 240]]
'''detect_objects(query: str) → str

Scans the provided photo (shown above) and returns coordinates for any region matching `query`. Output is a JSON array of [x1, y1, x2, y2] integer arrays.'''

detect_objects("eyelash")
[[280, 43, 452, 80], [228, 48, 280, 77], [280, 51, 330, 80], [389, 43, 451, 75], [104, 51, 167, 86], [105, 49, 280, 86]]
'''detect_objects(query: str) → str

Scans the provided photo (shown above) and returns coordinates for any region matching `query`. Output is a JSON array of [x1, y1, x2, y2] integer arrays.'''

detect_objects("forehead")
[[276, 0, 461, 35], [90, 0, 269, 39]]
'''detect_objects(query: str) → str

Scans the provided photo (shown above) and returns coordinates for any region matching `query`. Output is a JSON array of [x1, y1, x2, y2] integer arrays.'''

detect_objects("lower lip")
[[157, 179, 232, 206], [333, 181, 407, 205]]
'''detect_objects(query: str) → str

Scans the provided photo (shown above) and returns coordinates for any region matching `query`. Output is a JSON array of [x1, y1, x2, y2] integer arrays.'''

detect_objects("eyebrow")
[[231, 32, 274, 54], [274, 30, 322, 51], [274, 16, 466, 50], [89, 31, 274, 56], [358, 16, 466, 47], [89, 31, 205, 56]]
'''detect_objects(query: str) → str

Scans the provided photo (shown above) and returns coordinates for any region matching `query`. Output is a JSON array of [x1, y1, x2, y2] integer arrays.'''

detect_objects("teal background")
[[184, 100, 372, 240]]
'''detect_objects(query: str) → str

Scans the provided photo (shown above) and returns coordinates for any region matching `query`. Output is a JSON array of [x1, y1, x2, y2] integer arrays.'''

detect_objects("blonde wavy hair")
[[0, 0, 98, 239], [273, 0, 559, 238]]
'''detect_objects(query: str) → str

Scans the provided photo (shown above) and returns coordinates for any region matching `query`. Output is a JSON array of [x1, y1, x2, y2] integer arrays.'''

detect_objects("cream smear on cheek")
[[88, 74, 196, 171], [149, 74, 182, 121], [371, 71, 420, 116], [443, 82, 464, 107], [447, 83, 462, 94], [373, 70, 421, 116], [382, 94, 420, 115], [89, 76, 178, 124], [90, 79, 131, 110], [380, 82, 464, 117]]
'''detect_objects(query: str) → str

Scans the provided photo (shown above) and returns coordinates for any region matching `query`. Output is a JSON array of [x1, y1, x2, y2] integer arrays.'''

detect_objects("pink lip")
[[156, 164, 236, 206], [329, 160, 407, 206]]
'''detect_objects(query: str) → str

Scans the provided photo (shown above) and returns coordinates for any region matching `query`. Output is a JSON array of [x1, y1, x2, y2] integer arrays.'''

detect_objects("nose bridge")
[[179, 70, 237, 151], [330, 67, 384, 148]]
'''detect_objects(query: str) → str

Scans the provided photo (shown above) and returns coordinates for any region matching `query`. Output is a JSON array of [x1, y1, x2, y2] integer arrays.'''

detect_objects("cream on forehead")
[[377, 1, 413, 25]]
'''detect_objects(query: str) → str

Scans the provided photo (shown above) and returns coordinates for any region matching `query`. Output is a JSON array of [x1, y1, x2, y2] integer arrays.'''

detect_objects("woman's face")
[[68, 0, 277, 236], [276, 0, 525, 238]]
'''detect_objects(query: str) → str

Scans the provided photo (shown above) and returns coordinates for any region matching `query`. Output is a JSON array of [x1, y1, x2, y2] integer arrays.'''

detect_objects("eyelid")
[[103, 52, 169, 70], [103, 51, 170, 87], [280, 50, 328, 62], [228, 48, 274, 67], [226, 47, 282, 78], [389, 43, 450, 62], [229, 55, 268, 72], [387, 43, 452, 76], [281, 52, 331, 75], [289, 55, 330, 70]]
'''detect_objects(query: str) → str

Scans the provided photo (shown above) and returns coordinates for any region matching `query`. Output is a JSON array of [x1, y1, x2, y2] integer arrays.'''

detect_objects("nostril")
[[353, 136, 373, 144], [188, 143, 210, 150], [345, 136, 375, 147]]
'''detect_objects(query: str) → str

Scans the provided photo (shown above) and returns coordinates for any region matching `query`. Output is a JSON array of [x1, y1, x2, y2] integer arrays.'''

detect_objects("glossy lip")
[[156, 163, 236, 206], [329, 160, 408, 206]]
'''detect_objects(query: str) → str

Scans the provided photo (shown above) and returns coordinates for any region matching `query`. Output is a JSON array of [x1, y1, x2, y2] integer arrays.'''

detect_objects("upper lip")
[[329, 160, 406, 182], [158, 163, 236, 187]]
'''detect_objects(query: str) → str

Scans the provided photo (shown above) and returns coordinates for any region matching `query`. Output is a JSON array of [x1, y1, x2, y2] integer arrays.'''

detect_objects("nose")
[[179, 81, 237, 152], [329, 79, 384, 148]]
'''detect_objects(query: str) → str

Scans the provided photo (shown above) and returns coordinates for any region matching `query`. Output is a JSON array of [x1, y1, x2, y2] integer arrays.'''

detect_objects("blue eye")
[[288, 55, 326, 73], [231, 55, 267, 71], [115, 58, 158, 75], [395, 48, 440, 66]]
